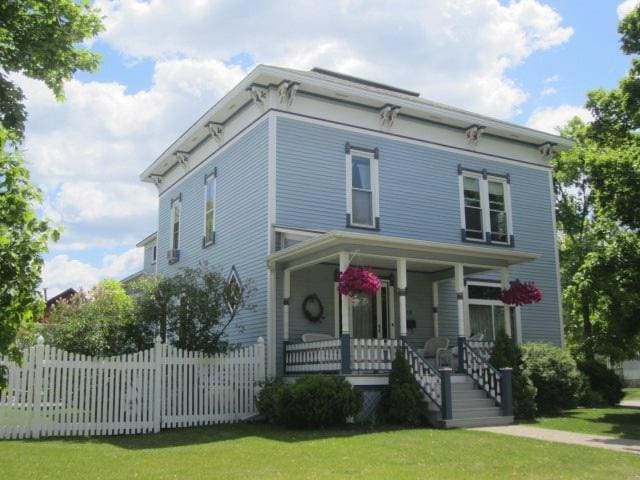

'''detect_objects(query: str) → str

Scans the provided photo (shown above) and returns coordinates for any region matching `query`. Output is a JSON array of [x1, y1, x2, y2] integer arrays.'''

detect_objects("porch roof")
[[266, 230, 539, 273]]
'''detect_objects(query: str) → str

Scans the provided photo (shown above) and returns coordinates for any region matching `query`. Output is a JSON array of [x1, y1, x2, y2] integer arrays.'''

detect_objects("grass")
[[532, 406, 640, 440], [624, 388, 640, 401], [1, 424, 640, 479]]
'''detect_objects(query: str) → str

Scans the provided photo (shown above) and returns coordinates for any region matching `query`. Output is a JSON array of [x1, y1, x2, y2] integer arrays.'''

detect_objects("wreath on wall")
[[302, 293, 324, 322]]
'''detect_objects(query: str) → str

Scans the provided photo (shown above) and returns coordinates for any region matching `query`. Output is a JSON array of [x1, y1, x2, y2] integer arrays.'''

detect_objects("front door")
[[351, 280, 394, 339]]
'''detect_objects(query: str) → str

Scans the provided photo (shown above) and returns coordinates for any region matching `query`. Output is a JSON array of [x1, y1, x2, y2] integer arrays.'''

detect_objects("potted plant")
[[338, 266, 381, 303], [499, 279, 543, 306]]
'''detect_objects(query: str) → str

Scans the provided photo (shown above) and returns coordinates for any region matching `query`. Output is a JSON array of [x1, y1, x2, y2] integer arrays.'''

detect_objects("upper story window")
[[345, 143, 379, 230], [152, 245, 157, 264], [203, 171, 217, 247], [171, 198, 181, 250], [459, 166, 513, 246]]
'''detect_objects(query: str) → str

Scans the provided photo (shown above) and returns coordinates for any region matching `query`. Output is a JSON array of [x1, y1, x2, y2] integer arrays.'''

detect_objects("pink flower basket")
[[499, 280, 543, 307], [338, 266, 382, 298]]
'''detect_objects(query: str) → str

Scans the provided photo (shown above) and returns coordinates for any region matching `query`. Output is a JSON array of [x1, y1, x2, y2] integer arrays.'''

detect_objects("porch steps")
[[427, 374, 514, 429]]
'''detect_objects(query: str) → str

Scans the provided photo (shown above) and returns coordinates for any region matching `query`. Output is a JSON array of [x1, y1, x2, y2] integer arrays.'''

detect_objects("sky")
[[20, 0, 637, 297]]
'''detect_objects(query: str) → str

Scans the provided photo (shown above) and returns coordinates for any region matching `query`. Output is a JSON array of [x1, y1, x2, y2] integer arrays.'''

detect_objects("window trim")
[[465, 280, 519, 343], [226, 266, 244, 314], [151, 245, 157, 264], [458, 167, 513, 246], [345, 144, 380, 230], [203, 170, 217, 248]]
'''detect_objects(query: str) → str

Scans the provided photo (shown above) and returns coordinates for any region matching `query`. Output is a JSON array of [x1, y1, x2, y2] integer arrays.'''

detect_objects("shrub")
[[521, 342, 582, 415], [490, 330, 537, 420], [378, 348, 425, 425], [257, 375, 362, 427], [577, 358, 624, 406]]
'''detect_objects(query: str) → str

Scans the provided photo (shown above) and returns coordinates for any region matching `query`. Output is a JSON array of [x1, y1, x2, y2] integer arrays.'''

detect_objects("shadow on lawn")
[[534, 406, 640, 440], [35, 423, 415, 450]]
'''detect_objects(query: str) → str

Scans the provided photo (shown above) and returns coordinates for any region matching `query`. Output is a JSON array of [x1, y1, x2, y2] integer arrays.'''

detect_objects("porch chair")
[[420, 337, 450, 368]]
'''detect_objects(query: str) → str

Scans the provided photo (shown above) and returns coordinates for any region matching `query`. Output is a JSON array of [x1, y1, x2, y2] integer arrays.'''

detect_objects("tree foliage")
[[45, 279, 138, 357], [555, 6, 640, 362], [0, 0, 103, 140], [0, 129, 59, 387]]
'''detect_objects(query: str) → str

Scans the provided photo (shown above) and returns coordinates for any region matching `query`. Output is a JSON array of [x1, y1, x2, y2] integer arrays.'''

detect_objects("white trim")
[[346, 148, 379, 228], [515, 307, 523, 345], [333, 281, 340, 337], [548, 170, 565, 347], [460, 172, 486, 242], [432, 281, 439, 337], [339, 252, 351, 335], [466, 279, 517, 341], [455, 263, 465, 336], [397, 258, 408, 337], [267, 114, 277, 376], [273, 111, 553, 172], [203, 175, 216, 246], [283, 269, 291, 341]]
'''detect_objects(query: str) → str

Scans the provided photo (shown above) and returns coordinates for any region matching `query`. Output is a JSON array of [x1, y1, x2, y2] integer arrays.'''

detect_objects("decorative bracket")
[[539, 142, 556, 159], [174, 151, 190, 171], [149, 174, 163, 187], [206, 122, 224, 144], [465, 125, 486, 146], [248, 85, 267, 107], [278, 81, 300, 106], [380, 104, 401, 127]]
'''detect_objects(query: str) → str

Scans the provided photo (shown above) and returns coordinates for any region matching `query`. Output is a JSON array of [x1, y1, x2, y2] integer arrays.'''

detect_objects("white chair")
[[420, 337, 450, 368]]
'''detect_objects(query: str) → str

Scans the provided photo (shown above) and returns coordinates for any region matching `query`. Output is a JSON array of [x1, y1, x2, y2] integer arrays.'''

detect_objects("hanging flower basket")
[[499, 280, 543, 306], [338, 266, 382, 298]]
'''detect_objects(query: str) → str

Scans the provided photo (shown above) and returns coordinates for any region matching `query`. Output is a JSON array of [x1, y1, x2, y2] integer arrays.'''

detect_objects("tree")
[[0, 0, 103, 140], [45, 279, 138, 357], [128, 266, 252, 354], [0, 129, 59, 387]]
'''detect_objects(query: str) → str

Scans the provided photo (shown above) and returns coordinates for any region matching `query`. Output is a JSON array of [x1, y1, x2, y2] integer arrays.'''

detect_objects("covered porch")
[[268, 230, 538, 376]]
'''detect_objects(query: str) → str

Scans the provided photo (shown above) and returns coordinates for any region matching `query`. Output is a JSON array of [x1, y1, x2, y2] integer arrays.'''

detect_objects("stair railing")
[[457, 336, 513, 416], [400, 340, 453, 420]]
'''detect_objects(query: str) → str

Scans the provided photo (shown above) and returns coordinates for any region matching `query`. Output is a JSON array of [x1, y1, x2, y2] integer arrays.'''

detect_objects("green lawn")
[[624, 388, 640, 401], [1, 424, 640, 479], [532, 406, 640, 440]]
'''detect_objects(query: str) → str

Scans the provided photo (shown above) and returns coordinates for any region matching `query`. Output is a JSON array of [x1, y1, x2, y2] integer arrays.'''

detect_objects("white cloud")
[[94, 0, 573, 118], [42, 248, 143, 297], [543, 74, 560, 83], [526, 104, 592, 134], [618, 0, 639, 19], [540, 87, 557, 96]]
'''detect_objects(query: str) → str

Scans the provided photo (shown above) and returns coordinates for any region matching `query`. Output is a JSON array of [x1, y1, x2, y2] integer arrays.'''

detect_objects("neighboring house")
[[42, 288, 77, 321], [138, 65, 573, 426], [122, 232, 158, 285]]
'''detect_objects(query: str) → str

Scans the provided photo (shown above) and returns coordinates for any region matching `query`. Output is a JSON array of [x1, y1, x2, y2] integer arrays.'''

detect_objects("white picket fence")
[[0, 336, 265, 439]]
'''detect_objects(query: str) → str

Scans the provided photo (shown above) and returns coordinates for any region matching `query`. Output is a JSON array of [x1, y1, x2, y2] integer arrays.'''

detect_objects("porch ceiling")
[[267, 230, 539, 273]]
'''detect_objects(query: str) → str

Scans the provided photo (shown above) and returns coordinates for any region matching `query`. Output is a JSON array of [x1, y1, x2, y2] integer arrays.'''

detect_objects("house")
[[42, 287, 77, 321], [138, 65, 573, 427]]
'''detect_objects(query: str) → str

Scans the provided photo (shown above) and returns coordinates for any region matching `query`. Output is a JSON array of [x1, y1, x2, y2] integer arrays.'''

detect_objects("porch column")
[[454, 263, 465, 337], [339, 252, 351, 373], [283, 269, 291, 341], [501, 267, 512, 337], [397, 258, 408, 340], [432, 281, 439, 337]]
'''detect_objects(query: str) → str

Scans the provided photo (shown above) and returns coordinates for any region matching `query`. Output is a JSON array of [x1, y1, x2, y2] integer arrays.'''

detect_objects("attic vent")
[[311, 67, 420, 97]]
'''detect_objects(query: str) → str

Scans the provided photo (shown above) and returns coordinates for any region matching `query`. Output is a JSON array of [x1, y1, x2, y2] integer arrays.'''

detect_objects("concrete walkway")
[[621, 400, 640, 408], [473, 425, 640, 455]]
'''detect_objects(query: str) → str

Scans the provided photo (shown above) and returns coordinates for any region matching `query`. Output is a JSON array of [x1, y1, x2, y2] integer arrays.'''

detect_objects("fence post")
[[153, 335, 163, 433], [440, 367, 453, 420], [31, 336, 45, 439], [256, 337, 266, 381], [457, 336, 466, 374], [500, 367, 513, 417]]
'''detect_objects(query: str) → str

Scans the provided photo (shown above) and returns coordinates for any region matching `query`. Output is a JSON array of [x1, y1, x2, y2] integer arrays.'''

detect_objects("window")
[[171, 200, 181, 250], [203, 173, 216, 246], [459, 169, 512, 245], [467, 282, 516, 342], [346, 146, 379, 229], [152, 245, 157, 263]]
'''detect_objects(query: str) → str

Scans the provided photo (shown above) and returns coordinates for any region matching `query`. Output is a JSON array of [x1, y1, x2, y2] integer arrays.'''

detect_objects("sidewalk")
[[473, 425, 640, 455], [621, 400, 640, 408]]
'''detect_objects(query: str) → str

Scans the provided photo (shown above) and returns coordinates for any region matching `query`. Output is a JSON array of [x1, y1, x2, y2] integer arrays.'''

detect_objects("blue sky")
[[20, 0, 636, 296]]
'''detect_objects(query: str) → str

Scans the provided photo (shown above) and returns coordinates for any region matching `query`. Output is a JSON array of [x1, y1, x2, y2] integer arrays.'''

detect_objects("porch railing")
[[458, 337, 512, 416], [284, 339, 341, 373], [351, 338, 401, 372], [400, 340, 443, 410]]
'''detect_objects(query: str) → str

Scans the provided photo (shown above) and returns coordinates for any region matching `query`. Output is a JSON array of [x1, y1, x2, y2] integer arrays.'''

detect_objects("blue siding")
[[156, 120, 269, 346], [276, 117, 561, 345]]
